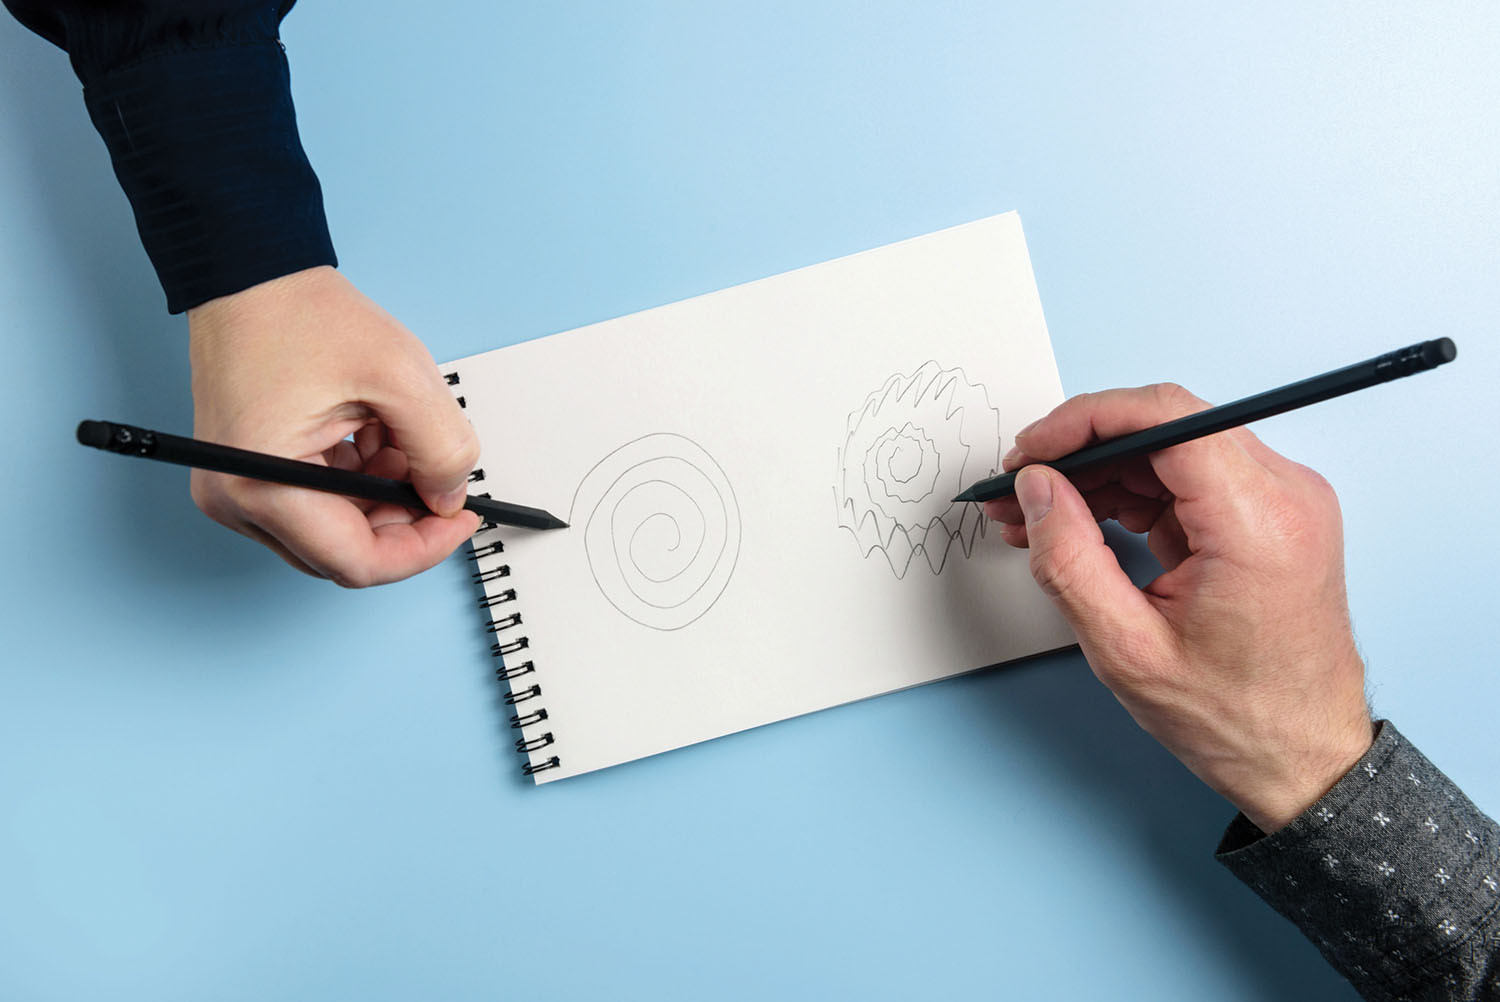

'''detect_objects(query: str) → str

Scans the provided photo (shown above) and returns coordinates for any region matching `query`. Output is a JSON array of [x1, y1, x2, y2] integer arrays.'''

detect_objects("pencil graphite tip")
[[951, 488, 978, 503]]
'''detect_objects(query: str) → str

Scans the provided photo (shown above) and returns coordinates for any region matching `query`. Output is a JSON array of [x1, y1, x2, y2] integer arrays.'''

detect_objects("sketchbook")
[[443, 212, 1075, 782]]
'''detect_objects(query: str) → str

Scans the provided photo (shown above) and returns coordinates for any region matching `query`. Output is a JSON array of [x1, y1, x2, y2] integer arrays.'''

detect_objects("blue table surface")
[[2, 3, 1495, 999]]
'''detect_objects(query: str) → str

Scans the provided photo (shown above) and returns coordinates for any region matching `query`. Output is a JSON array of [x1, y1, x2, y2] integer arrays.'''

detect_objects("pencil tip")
[[952, 489, 977, 503], [545, 516, 570, 530]]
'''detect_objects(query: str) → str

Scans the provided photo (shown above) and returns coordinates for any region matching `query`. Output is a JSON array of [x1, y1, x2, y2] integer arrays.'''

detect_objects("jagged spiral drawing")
[[571, 433, 741, 631], [835, 361, 1002, 578]]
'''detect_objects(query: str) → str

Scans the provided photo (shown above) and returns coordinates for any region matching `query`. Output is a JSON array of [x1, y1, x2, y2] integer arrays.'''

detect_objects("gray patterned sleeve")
[[1215, 721, 1500, 1000]]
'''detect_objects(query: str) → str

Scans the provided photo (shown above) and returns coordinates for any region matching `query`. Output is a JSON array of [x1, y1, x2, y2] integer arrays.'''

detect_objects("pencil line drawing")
[[835, 361, 1002, 578], [571, 433, 741, 631]]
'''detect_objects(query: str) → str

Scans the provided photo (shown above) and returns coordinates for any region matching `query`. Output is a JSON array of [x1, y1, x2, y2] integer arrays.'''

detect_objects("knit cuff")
[[83, 39, 336, 313], [1215, 721, 1500, 1000]]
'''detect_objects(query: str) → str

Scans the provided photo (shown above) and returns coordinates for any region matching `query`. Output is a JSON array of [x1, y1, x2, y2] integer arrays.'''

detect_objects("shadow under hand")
[[948, 523, 1356, 1000], [0, 25, 272, 590]]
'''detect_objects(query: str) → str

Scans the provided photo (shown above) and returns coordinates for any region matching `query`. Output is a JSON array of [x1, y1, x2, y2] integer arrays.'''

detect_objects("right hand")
[[186, 267, 482, 587], [984, 383, 1373, 833]]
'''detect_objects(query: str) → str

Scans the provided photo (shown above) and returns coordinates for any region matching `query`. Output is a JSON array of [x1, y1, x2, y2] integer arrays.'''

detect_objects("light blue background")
[[1, 3, 1495, 999]]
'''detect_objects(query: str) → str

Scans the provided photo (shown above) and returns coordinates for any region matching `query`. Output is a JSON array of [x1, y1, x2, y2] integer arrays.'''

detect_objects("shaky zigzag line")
[[863, 424, 942, 520], [833, 361, 1003, 579]]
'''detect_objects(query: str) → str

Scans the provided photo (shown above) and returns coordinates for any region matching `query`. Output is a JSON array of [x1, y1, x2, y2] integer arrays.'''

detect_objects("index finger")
[[1013, 383, 1271, 509], [236, 482, 481, 587]]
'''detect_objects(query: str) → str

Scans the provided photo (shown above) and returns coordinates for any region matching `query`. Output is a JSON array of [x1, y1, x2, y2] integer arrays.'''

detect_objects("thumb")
[[375, 370, 481, 517], [1015, 465, 1162, 652]]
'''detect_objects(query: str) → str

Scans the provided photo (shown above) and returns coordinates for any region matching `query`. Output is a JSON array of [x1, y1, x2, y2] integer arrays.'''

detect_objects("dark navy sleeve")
[[1217, 721, 1500, 1000], [3, 1, 336, 313]]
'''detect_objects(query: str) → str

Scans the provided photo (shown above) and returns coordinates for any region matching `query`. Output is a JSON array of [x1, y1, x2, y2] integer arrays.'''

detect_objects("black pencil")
[[953, 337, 1458, 504], [76, 419, 568, 531]]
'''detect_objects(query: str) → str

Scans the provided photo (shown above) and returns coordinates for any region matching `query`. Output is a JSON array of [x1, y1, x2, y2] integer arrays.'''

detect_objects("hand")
[[187, 267, 482, 587], [986, 383, 1373, 833]]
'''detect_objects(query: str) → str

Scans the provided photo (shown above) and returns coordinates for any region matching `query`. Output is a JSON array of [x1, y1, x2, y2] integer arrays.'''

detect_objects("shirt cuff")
[[1215, 720, 1500, 999], [82, 39, 336, 313]]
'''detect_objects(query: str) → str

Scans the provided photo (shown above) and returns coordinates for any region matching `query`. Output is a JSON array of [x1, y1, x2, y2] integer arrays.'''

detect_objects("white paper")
[[445, 212, 1076, 782]]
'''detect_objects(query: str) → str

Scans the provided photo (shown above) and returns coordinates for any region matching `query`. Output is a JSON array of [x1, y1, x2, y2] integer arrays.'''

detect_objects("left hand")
[[187, 267, 482, 587]]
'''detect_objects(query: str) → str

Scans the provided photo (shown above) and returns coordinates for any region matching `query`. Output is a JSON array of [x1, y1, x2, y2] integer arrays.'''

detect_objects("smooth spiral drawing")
[[571, 433, 741, 631], [835, 361, 1002, 578]]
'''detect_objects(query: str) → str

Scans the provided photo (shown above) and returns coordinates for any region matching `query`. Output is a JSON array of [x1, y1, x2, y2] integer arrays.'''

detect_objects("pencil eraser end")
[[76, 420, 110, 449], [1426, 337, 1457, 367]]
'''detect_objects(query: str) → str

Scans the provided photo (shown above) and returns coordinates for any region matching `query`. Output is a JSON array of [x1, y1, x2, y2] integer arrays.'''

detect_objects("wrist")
[[188, 266, 340, 326], [1238, 716, 1376, 833]]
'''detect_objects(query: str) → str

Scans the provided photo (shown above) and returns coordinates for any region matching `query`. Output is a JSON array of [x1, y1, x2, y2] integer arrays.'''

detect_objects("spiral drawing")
[[835, 361, 1002, 578], [571, 434, 741, 631]]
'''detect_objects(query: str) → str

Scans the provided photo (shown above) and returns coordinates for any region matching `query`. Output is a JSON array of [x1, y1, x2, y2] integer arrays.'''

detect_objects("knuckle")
[[1091, 627, 1171, 689], [397, 351, 445, 392], [189, 471, 235, 524], [328, 566, 376, 590], [1053, 391, 1091, 425], [1060, 389, 1091, 412], [1117, 626, 1168, 671], [228, 483, 277, 526], [429, 426, 482, 479], [291, 540, 380, 589], [455, 428, 482, 471], [316, 551, 381, 589], [1293, 463, 1341, 505], [1254, 484, 1341, 562], [1029, 539, 1085, 600], [188, 470, 215, 511], [1150, 381, 1202, 415], [188, 470, 211, 507]]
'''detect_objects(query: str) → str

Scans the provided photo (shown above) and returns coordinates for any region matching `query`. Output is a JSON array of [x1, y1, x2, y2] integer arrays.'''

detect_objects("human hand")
[[187, 267, 481, 586], [986, 383, 1373, 833]]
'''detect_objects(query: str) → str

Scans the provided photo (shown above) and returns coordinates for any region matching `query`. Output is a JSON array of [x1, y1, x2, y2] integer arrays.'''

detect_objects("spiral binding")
[[522, 755, 561, 776], [504, 684, 542, 705], [446, 367, 562, 779], [496, 660, 535, 681], [516, 731, 554, 752]]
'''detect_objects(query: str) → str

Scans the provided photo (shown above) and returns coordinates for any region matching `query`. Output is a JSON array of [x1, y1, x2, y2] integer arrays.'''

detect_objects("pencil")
[[76, 419, 568, 531], [953, 337, 1458, 504]]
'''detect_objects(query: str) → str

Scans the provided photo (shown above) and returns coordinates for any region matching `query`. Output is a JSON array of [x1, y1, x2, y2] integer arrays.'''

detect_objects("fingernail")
[[1014, 417, 1042, 442], [1015, 467, 1053, 524], [436, 486, 468, 515], [1001, 444, 1025, 467]]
